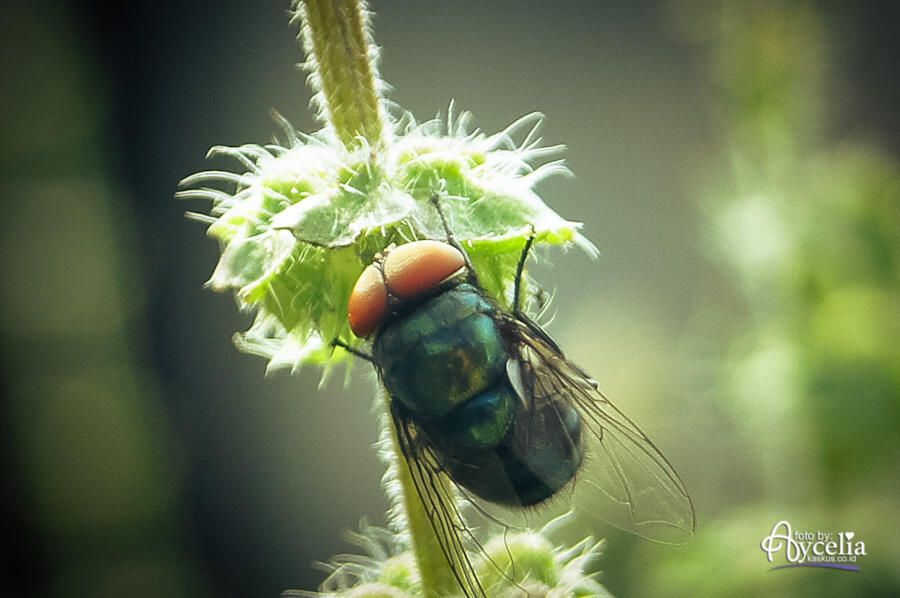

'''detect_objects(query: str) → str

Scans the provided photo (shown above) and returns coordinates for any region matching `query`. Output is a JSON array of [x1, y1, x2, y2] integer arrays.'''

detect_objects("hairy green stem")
[[299, 0, 385, 149], [298, 1, 453, 593], [387, 418, 459, 597]]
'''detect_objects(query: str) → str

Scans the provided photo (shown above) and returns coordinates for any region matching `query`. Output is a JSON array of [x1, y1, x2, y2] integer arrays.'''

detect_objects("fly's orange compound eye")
[[348, 264, 388, 338], [382, 240, 466, 298], [347, 241, 467, 338]]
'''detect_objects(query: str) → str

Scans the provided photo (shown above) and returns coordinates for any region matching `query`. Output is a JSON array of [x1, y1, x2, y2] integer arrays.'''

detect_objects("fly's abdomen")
[[440, 384, 517, 449], [439, 391, 584, 507], [375, 285, 508, 419]]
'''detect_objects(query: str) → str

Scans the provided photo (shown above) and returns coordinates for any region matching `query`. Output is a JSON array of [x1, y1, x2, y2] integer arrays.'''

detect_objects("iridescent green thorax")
[[374, 284, 508, 419]]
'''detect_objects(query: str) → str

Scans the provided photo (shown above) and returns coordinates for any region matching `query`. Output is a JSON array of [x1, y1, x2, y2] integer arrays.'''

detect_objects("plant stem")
[[298, 2, 454, 593], [298, 0, 386, 150], [387, 417, 459, 597]]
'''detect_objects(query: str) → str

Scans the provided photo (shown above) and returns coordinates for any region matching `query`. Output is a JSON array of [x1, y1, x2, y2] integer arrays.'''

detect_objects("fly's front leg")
[[429, 195, 482, 288], [512, 225, 536, 316], [332, 338, 374, 362]]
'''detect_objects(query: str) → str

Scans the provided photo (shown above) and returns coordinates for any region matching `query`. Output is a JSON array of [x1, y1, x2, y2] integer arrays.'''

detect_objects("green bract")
[[182, 108, 596, 373]]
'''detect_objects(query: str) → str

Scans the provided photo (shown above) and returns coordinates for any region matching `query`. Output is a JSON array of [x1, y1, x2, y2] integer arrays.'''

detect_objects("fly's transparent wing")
[[390, 403, 489, 598], [506, 316, 695, 543]]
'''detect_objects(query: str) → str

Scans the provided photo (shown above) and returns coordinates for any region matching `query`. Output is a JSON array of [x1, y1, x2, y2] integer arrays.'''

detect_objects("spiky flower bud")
[[286, 515, 609, 597], [181, 108, 594, 374]]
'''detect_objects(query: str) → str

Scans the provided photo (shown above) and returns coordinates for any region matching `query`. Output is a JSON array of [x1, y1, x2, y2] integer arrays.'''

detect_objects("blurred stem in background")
[[633, 2, 900, 596], [685, 0, 832, 510], [0, 3, 195, 597]]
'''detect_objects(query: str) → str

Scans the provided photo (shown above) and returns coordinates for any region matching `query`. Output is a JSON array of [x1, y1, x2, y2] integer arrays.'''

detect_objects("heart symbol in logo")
[[845, 531, 855, 540]]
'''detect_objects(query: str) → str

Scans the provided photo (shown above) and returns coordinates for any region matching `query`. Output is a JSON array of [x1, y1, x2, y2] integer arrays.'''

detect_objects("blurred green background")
[[2, 1, 898, 596]]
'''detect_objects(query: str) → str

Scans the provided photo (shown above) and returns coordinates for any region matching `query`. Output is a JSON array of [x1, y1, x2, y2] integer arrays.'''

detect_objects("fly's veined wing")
[[506, 316, 696, 544], [389, 403, 489, 598]]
